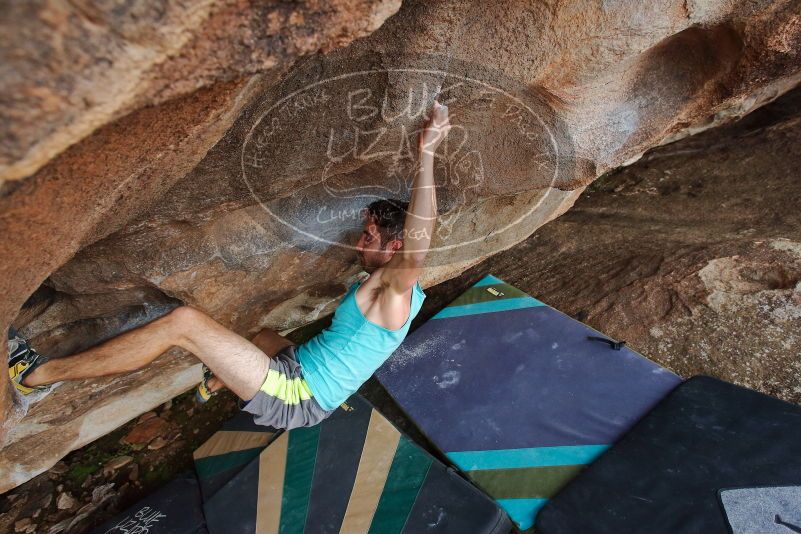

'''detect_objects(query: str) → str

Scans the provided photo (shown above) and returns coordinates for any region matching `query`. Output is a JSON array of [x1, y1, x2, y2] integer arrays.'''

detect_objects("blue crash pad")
[[376, 274, 681, 530]]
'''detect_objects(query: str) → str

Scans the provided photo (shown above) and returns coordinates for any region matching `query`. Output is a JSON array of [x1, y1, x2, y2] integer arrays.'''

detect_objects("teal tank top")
[[296, 280, 426, 411]]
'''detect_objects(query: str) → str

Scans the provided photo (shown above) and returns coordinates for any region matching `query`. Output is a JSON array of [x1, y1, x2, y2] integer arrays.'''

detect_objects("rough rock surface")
[[422, 86, 801, 403], [1, 89, 800, 533], [2, 0, 801, 491], [0, 0, 401, 183], [0, 0, 402, 491]]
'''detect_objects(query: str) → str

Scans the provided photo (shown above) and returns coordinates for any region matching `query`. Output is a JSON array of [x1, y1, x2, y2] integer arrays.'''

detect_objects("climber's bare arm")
[[382, 102, 451, 294]]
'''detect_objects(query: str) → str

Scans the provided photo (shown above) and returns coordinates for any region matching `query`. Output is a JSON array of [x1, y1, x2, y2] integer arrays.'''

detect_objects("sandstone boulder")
[[437, 86, 801, 403], [1, 0, 800, 492]]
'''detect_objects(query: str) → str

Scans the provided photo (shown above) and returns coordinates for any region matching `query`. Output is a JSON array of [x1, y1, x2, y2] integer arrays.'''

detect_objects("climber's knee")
[[166, 306, 212, 345]]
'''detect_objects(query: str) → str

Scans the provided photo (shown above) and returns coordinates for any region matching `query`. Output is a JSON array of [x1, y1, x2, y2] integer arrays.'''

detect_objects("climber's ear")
[[386, 238, 403, 253]]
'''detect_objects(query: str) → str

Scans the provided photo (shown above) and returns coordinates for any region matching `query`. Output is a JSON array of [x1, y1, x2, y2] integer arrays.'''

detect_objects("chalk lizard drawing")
[[104, 506, 166, 534]]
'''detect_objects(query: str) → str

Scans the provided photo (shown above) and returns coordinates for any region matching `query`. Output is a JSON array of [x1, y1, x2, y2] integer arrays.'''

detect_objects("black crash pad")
[[90, 473, 207, 534], [537, 376, 801, 534]]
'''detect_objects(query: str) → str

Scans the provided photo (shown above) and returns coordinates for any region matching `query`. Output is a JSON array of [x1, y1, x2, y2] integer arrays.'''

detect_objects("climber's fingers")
[[431, 100, 450, 129], [420, 101, 451, 153]]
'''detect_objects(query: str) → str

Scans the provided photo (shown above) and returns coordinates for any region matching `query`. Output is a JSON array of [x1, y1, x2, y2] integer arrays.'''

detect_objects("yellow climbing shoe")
[[196, 364, 217, 404], [7, 328, 50, 395]]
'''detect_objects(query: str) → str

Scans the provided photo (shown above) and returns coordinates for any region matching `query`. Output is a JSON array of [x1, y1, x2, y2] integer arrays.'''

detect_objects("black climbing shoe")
[[7, 327, 50, 395]]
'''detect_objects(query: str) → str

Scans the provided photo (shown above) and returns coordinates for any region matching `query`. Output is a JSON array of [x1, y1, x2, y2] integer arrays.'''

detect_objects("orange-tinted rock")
[[0, 0, 401, 183], [122, 417, 168, 446], [0, 0, 401, 480]]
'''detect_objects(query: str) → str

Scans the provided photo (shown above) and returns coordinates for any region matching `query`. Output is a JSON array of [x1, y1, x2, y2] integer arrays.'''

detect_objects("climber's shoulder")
[[353, 268, 417, 330]]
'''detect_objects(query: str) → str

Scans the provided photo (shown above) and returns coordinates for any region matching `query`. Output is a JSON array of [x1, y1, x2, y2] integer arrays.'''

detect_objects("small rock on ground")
[[103, 455, 133, 476], [123, 417, 168, 445], [49, 461, 68, 475], [56, 492, 76, 511], [137, 411, 157, 423], [14, 518, 32, 533]]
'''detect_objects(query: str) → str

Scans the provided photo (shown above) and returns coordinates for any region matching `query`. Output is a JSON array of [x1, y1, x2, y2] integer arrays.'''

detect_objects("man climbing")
[[8, 101, 450, 429]]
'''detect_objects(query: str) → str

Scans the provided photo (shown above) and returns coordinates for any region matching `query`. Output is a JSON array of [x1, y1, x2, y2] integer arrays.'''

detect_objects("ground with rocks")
[[0, 391, 239, 533]]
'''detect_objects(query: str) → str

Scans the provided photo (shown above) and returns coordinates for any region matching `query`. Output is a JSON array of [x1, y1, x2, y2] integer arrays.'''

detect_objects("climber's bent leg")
[[199, 327, 292, 396], [251, 327, 294, 358], [22, 310, 181, 388], [167, 307, 272, 400], [24, 306, 271, 401], [198, 325, 296, 397]]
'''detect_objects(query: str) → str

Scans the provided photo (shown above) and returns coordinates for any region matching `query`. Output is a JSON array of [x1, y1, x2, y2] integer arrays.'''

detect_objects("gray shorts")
[[241, 345, 333, 430]]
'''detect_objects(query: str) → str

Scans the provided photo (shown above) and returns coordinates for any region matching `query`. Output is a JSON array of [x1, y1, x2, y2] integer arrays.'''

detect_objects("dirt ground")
[[3, 88, 801, 533], [0, 390, 239, 533]]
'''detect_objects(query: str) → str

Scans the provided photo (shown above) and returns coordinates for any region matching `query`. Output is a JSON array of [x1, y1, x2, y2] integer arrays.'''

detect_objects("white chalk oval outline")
[[241, 67, 563, 253]]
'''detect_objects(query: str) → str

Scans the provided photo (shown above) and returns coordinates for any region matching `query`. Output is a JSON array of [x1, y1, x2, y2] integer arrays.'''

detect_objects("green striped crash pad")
[[193, 411, 278, 501], [376, 274, 681, 530], [201, 395, 511, 533]]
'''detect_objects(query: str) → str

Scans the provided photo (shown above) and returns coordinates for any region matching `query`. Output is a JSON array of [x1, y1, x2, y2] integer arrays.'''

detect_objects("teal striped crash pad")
[[376, 274, 681, 530], [201, 395, 511, 534], [193, 411, 278, 501]]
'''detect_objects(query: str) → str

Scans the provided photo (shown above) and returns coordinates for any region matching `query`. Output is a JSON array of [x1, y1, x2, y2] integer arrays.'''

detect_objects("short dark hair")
[[365, 199, 408, 247]]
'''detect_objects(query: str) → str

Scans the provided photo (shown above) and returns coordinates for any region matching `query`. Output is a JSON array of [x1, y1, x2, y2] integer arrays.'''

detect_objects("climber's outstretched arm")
[[382, 101, 450, 293]]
